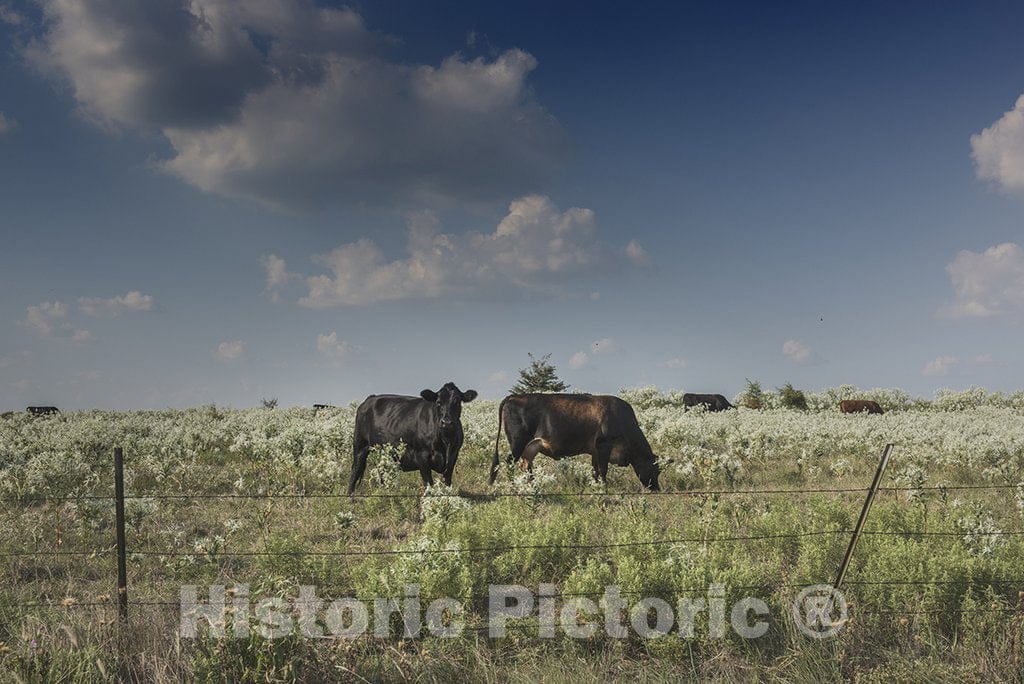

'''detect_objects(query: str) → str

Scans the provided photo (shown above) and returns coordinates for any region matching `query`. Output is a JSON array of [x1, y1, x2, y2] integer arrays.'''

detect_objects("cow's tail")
[[490, 397, 509, 485]]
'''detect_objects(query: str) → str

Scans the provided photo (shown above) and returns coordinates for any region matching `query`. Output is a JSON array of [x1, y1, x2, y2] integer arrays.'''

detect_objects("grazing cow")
[[349, 382, 477, 494], [490, 393, 660, 490], [682, 393, 733, 412], [26, 406, 59, 416], [839, 400, 884, 415]]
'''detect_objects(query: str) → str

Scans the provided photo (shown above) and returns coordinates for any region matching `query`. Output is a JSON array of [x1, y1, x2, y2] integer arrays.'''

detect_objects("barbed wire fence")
[[2, 445, 1023, 633]]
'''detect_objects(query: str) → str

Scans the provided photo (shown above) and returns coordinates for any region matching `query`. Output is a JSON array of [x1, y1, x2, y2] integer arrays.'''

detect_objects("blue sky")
[[2, 0, 1023, 409]]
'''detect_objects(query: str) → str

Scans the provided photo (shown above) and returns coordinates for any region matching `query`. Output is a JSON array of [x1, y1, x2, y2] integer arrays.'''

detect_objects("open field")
[[2, 387, 1024, 682]]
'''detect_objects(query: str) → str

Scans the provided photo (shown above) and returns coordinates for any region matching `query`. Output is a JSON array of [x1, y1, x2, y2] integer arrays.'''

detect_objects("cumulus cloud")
[[262, 255, 292, 289], [488, 370, 509, 383], [261, 254, 295, 301], [215, 340, 246, 361], [922, 355, 958, 377], [276, 196, 643, 307], [662, 357, 688, 369], [0, 111, 16, 136], [21, 301, 92, 342], [79, 291, 155, 317], [568, 351, 589, 370], [28, 0, 567, 208], [316, 332, 353, 366], [972, 353, 997, 365], [971, 95, 1024, 193], [782, 339, 823, 365], [939, 243, 1024, 320]]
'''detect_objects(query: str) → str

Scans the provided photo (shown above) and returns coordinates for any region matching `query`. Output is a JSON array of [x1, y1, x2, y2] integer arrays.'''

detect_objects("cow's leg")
[[419, 462, 435, 488], [520, 438, 553, 478], [348, 444, 371, 495], [507, 433, 531, 464], [594, 438, 612, 484], [443, 444, 459, 487]]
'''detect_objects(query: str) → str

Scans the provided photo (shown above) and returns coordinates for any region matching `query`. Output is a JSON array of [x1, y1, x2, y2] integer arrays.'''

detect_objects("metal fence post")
[[834, 443, 894, 590], [114, 446, 129, 624]]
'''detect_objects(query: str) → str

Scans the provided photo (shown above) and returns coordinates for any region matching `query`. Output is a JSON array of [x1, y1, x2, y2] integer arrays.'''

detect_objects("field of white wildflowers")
[[1, 386, 1022, 681]]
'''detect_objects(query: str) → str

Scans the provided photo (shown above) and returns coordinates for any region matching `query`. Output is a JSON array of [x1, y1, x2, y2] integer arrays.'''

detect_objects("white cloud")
[[922, 355, 958, 377], [625, 240, 648, 265], [590, 337, 620, 355], [79, 291, 155, 317], [972, 353, 996, 365], [284, 195, 644, 307], [261, 254, 295, 302], [662, 357, 688, 369], [0, 111, 16, 136], [939, 243, 1024, 320], [20, 301, 92, 342], [262, 254, 292, 289], [568, 351, 589, 370], [215, 340, 247, 362], [782, 339, 818, 365], [28, 0, 566, 208], [316, 332, 353, 366], [971, 95, 1024, 193], [488, 370, 509, 383], [71, 329, 95, 343]]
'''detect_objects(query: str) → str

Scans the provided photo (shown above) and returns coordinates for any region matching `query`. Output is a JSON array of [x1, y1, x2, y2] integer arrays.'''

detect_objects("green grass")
[[2, 402, 1023, 681]]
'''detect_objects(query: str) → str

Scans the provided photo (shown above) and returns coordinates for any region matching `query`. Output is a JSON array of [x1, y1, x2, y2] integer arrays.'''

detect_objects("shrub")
[[738, 379, 767, 409], [777, 383, 808, 410], [510, 353, 570, 394]]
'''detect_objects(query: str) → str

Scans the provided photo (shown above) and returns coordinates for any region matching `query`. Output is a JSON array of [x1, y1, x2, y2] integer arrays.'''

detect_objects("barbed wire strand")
[[2, 482, 1020, 505]]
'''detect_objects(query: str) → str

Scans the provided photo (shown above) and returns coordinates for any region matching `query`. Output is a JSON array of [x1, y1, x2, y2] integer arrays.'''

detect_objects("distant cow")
[[26, 406, 59, 416], [683, 393, 733, 412], [313, 404, 336, 410], [490, 393, 660, 490], [839, 400, 884, 415], [349, 382, 477, 494]]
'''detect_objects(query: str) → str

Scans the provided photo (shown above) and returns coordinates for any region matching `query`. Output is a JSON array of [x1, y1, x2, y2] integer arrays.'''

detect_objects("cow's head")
[[420, 382, 477, 430], [633, 457, 661, 491]]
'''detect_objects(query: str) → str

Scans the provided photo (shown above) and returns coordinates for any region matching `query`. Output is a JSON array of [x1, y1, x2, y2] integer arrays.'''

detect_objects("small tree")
[[510, 353, 570, 394], [260, 397, 278, 409], [777, 382, 808, 410], [738, 379, 766, 409]]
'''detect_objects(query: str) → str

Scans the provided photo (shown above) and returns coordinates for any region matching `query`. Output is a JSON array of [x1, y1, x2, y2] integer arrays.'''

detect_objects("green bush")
[[777, 383, 808, 410]]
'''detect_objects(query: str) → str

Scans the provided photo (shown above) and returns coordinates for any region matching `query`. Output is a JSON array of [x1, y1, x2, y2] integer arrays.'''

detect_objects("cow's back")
[[840, 400, 883, 414], [356, 394, 434, 447], [504, 393, 651, 455]]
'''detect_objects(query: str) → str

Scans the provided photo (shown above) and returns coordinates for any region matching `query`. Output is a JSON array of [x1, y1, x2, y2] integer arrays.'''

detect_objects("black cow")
[[26, 406, 60, 416], [682, 393, 733, 412], [349, 382, 477, 494], [490, 393, 660, 490]]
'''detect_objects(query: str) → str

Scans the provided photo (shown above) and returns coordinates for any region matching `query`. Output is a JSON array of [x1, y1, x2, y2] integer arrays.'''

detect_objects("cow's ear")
[[420, 389, 439, 402], [461, 390, 478, 403]]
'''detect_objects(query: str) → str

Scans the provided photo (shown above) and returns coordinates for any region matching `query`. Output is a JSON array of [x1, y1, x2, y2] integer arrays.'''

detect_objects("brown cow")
[[490, 393, 660, 489], [839, 400, 883, 415]]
